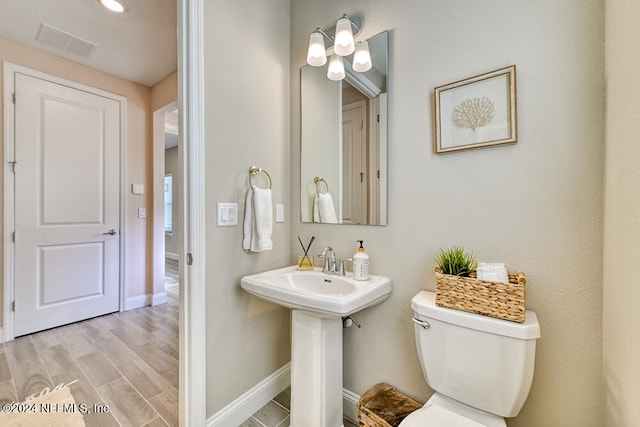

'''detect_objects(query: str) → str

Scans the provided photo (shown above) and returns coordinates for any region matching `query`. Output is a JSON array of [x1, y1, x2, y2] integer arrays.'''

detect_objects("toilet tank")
[[411, 291, 540, 418]]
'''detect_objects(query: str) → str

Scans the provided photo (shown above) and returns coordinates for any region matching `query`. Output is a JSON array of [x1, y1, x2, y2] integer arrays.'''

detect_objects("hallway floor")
[[0, 284, 179, 426]]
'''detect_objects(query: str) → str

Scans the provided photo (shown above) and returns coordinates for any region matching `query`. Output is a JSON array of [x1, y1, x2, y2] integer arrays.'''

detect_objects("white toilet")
[[401, 291, 541, 427]]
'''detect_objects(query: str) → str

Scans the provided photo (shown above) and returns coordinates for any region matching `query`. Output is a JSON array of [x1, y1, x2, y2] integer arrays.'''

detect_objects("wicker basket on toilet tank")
[[434, 266, 527, 323]]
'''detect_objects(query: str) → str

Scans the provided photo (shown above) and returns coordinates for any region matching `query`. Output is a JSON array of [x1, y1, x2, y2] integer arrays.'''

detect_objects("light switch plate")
[[276, 204, 285, 223], [217, 203, 238, 226], [138, 208, 146, 219]]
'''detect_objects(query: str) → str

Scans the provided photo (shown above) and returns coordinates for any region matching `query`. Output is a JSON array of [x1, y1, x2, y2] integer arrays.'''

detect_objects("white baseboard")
[[165, 251, 179, 261], [207, 362, 291, 427], [124, 294, 149, 310], [124, 291, 168, 311], [206, 361, 361, 426], [152, 291, 167, 306], [343, 388, 360, 424]]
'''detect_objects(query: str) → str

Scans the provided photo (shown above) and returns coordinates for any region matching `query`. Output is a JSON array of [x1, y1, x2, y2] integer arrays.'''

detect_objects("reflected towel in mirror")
[[243, 186, 273, 252], [313, 192, 338, 224]]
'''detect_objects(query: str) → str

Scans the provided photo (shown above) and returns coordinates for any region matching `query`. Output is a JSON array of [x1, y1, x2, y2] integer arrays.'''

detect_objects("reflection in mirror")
[[301, 30, 388, 225]]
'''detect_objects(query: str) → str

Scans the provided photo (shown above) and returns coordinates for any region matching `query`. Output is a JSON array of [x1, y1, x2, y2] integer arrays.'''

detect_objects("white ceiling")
[[0, 0, 177, 87]]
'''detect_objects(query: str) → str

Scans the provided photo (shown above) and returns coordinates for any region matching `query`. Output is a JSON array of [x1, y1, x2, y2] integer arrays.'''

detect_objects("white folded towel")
[[476, 262, 509, 283], [242, 185, 273, 252], [313, 192, 337, 224]]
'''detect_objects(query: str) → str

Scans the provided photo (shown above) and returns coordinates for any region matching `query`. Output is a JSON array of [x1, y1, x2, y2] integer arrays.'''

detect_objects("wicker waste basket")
[[357, 383, 422, 427], [434, 266, 527, 323]]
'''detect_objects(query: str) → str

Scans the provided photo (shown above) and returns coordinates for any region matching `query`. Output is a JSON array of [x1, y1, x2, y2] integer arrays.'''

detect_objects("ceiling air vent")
[[36, 23, 97, 58]]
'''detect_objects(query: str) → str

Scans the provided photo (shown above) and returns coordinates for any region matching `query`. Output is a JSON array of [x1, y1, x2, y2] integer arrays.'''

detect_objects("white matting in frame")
[[434, 65, 517, 154]]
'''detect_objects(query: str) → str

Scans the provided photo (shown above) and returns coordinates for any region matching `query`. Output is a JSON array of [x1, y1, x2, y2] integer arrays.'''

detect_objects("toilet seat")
[[400, 404, 487, 427], [399, 393, 506, 427]]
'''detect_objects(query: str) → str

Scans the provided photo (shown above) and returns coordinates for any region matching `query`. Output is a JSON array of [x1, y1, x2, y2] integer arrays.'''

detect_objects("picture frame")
[[434, 65, 517, 154]]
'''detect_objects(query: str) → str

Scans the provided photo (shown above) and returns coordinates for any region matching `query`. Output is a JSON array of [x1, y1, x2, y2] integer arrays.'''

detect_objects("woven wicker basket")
[[434, 266, 526, 323], [357, 383, 422, 427]]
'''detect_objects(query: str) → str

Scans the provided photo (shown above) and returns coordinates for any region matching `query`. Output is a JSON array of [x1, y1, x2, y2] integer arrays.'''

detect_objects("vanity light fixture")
[[327, 54, 346, 81], [306, 14, 371, 81], [98, 0, 128, 13], [353, 41, 373, 72], [334, 15, 356, 56], [307, 31, 327, 66]]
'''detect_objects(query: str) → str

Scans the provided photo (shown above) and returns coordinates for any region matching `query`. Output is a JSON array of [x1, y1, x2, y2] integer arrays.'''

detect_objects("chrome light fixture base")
[[305, 15, 371, 81]]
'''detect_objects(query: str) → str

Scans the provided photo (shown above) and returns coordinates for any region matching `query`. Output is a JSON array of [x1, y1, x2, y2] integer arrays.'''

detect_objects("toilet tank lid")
[[412, 291, 541, 340]]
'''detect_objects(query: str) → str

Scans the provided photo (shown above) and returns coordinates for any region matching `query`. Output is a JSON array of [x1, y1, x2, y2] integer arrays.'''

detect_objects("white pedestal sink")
[[241, 266, 393, 427]]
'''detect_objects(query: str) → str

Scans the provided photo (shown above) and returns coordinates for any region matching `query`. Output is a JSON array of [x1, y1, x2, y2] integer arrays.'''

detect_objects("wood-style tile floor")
[[241, 387, 359, 427], [0, 279, 179, 427]]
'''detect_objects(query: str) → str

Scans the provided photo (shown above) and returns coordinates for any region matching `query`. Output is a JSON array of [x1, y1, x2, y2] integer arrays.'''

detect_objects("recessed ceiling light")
[[98, 0, 128, 13]]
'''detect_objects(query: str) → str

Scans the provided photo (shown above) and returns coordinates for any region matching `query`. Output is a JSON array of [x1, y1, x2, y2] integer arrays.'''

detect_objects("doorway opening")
[[153, 103, 180, 305]]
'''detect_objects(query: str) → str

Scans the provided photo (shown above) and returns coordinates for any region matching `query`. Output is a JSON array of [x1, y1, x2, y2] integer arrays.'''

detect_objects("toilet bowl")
[[403, 291, 540, 426]]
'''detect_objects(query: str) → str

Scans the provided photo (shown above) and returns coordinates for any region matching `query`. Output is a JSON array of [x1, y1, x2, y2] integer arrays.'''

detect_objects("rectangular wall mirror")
[[300, 30, 388, 225]]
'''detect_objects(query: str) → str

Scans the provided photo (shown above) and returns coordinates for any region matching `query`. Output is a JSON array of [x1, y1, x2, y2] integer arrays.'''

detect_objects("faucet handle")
[[338, 257, 352, 276]]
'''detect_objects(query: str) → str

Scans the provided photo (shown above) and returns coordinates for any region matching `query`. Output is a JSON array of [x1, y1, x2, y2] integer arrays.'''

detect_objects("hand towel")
[[476, 262, 509, 283], [313, 192, 337, 224], [242, 186, 273, 252]]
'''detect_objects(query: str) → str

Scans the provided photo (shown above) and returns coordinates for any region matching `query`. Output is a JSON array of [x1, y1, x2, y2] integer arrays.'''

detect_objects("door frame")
[[178, 0, 207, 425], [2, 62, 127, 342]]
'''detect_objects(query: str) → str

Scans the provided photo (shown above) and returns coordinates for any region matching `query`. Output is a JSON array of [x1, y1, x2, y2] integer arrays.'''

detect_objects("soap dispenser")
[[353, 240, 369, 281]]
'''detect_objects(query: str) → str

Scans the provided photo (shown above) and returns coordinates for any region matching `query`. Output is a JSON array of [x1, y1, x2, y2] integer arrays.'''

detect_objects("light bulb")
[[353, 41, 372, 72], [334, 16, 355, 56], [306, 31, 327, 66], [327, 55, 345, 81], [99, 0, 128, 13]]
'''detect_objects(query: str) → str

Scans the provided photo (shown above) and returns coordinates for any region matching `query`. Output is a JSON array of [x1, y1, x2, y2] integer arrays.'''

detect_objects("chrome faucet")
[[318, 247, 337, 274], [319, 247, 351, 276]]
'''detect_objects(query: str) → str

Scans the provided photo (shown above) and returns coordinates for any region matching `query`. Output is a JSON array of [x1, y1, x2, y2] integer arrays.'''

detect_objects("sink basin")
[[240, 265, 392, 317]]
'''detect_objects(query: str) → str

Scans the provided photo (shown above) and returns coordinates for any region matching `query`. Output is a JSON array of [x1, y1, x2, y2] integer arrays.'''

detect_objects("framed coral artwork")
[[433, 65, 517, 154]]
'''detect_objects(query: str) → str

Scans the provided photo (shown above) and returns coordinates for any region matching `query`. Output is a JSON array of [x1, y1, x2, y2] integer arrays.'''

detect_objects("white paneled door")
[[342, 101, 367, 225], [13, 72, 121, 337]]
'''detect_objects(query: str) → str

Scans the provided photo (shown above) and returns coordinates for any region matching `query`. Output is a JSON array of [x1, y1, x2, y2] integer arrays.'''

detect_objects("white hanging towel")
[[242, 185, 273, 252], [313, 192, 338, 224]]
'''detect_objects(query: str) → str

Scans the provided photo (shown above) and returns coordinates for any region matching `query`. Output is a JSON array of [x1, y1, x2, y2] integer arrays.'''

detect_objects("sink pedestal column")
[[290, 310, 344, 427]]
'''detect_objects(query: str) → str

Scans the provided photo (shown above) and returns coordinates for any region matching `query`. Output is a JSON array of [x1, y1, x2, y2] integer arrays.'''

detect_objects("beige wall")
[[0, 36, 154, 315], [603, 0, 640, 425], [151, 71, 178, 112], [203, 0, 291, 415], [291, 1, 605, 426]]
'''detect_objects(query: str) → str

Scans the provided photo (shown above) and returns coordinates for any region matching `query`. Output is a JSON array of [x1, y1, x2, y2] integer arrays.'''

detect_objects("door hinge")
[[11, 301, 15, 312], [12, 231, 15, 243], [186, 252, 193, 266], [377, 114, 380, 123], [9, 161, 17, 174], [12, 93, 16, 104], [360, 119, 364, 129], [377, 170, 380, 179]]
